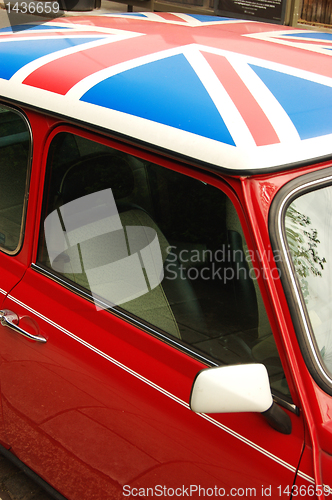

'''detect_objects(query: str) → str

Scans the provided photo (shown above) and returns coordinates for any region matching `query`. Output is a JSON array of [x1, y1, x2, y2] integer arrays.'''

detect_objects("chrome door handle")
[[0, 309, 47, 343]]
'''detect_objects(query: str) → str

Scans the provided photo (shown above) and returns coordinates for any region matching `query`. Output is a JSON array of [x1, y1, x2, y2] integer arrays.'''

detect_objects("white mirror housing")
[[190, 364, 273, 414]]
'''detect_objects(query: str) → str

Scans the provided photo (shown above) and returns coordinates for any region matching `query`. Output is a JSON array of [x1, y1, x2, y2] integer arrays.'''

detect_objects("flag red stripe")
[[155, 13, 187, 22], [23, 35, 176, 95], [202, 51, 280, 146]]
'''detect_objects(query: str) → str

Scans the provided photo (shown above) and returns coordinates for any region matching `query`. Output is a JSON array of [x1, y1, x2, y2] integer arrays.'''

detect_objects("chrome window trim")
[[273, 394, 298, 415], [31, 262, 220, 368], [0, 103, 33, 256], [271, 168, 332, 394]]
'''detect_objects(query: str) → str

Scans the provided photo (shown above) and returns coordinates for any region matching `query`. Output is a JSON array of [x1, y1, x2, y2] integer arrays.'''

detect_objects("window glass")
[[0, 105, 31, 252], [285, 187, 332, 376], [38, 132, 291, 400]]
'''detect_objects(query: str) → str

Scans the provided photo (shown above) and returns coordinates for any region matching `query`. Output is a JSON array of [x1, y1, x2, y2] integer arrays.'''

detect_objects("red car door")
[[0, 126, 307, 500]]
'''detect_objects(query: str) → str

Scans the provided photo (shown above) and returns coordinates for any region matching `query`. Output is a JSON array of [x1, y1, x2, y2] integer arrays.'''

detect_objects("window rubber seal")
[[269, 166, 332, 396]]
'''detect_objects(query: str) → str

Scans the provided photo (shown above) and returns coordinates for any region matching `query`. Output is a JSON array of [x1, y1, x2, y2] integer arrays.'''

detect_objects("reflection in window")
[[0, 105, 30, 252], [38, 132, 291, 401], [285, 188, 332, 375]]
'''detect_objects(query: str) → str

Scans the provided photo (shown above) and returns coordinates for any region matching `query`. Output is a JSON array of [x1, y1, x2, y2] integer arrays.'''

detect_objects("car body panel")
[[0, 13, 332, 500]]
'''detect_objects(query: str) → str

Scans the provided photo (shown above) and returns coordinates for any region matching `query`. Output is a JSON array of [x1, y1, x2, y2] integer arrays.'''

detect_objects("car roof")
[[1, 13, 332, 173]]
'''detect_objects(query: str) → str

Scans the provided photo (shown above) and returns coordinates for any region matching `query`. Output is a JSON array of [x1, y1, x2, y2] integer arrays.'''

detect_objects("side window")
[[0, 104, 31, 253], [38, 132, 291, 401], [285, 186, 332, 379]]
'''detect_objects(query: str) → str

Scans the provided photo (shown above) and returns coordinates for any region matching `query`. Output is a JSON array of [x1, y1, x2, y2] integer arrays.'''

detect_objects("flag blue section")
[[81, 54, 235, 145], [285, 32, 332, 41], [250, 64, 332, 140], [186, 14, 234, 22], [0, 37, 105, 80], [0, 25, 71, 32]]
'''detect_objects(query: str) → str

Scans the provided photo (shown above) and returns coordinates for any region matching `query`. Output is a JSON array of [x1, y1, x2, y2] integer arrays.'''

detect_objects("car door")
[[0, 126, 307, 500]]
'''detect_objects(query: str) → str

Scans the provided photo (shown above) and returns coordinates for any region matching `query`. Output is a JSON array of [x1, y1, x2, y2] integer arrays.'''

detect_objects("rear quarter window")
[[0, 104, 31, 253]]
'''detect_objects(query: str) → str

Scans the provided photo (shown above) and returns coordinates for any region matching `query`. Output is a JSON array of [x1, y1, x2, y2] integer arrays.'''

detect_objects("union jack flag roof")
[[1, 13, 332, 171]]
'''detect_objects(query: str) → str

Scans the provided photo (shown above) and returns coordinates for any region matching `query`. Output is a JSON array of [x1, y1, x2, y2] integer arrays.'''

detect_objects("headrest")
[[60, 153, 135, 204]]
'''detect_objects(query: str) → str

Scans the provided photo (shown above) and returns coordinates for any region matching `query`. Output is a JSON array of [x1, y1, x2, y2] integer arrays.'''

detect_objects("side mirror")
[[190, 364, 292, 434], [190, 364, 273, 414]]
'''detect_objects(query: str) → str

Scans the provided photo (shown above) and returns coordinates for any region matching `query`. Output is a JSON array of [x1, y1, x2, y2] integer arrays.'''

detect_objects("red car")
[[0, 12, 332, 499]]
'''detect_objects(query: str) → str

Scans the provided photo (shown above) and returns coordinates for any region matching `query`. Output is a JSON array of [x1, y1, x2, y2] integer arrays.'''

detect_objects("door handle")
[[0, 309, 47, 343]]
